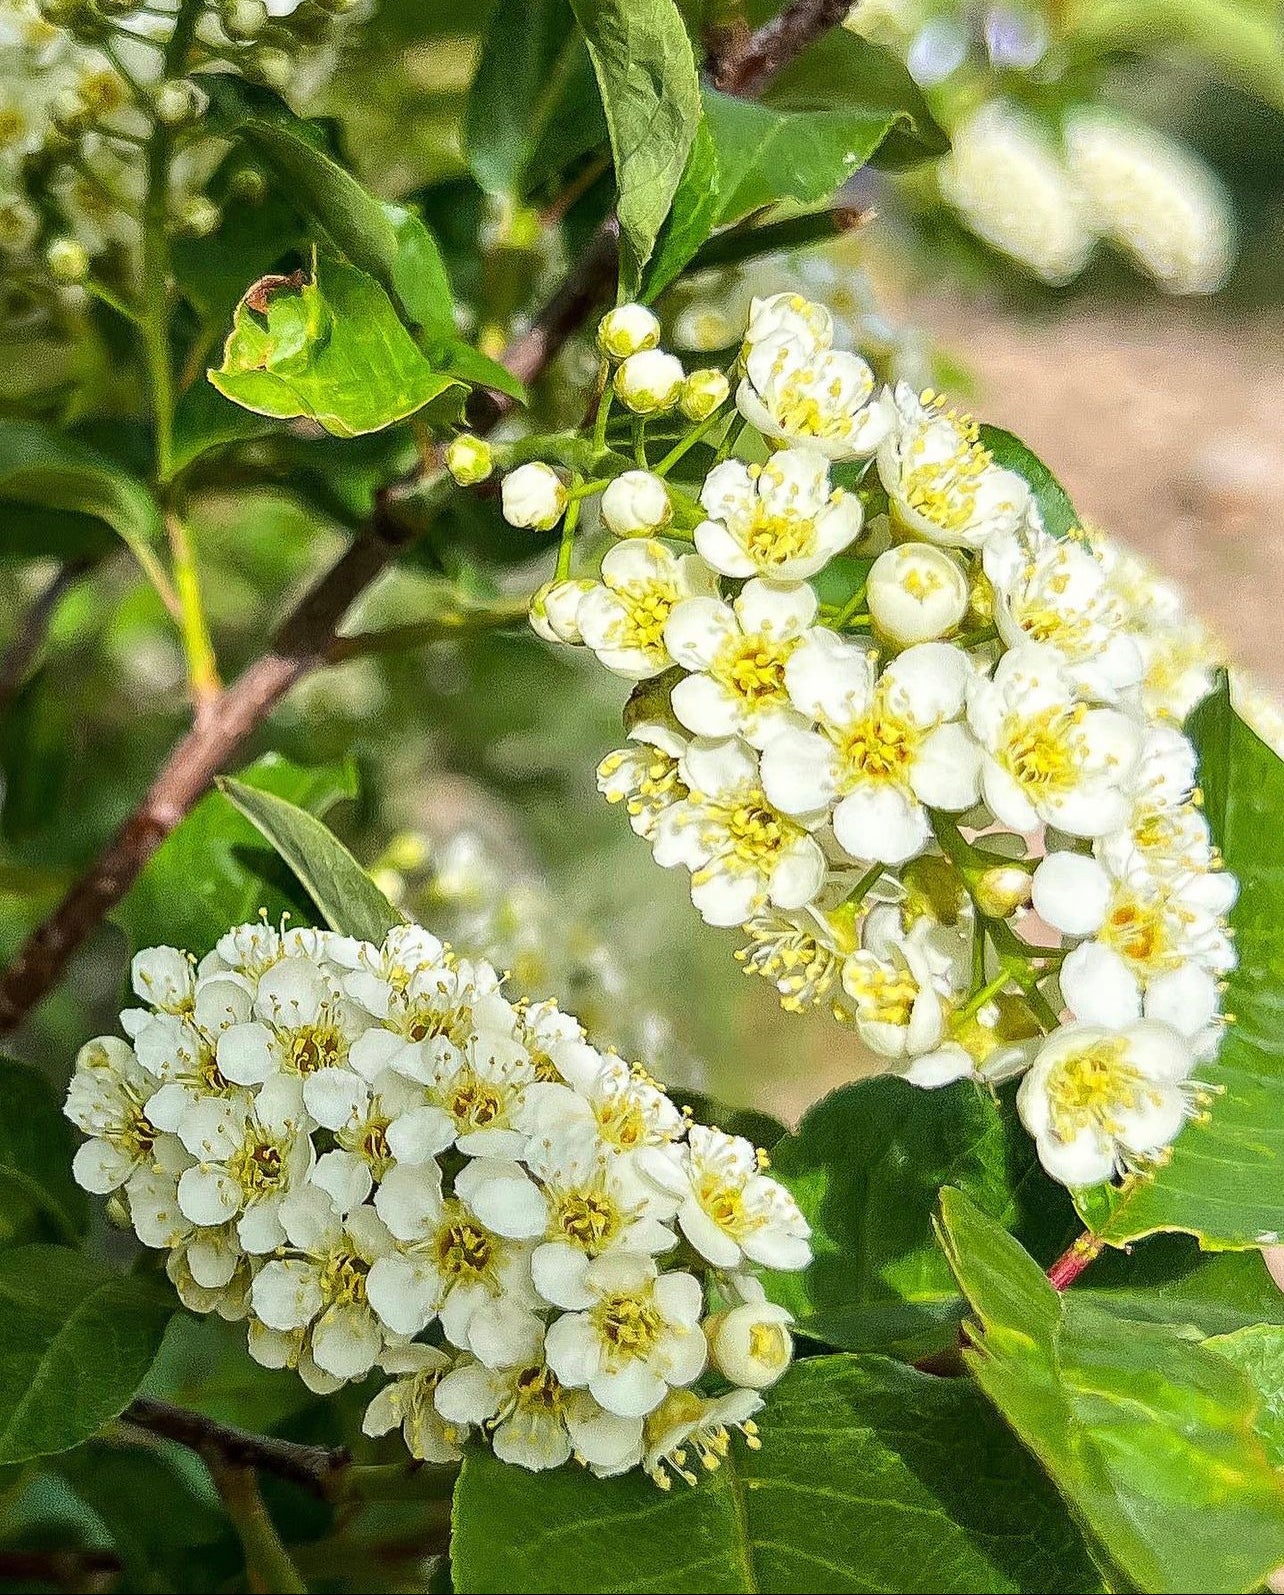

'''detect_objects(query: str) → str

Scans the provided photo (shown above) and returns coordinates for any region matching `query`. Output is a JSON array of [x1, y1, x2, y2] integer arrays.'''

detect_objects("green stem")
[[654, 406, 730, 476], [211, 1463, 307, 1595], [843, 861, 885, 910], [555, 492, 583, 580], [340, 1461, 460, 1504], [632, 418, 649, 469], [831, 580, 871, 631], [592, 378, 613, 455], [86, 278, 141, 325], [166, 512, 221, 708], [329, 596, 531, 661]]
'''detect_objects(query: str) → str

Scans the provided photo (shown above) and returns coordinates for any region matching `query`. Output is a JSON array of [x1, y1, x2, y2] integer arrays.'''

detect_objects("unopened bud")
[[46, 236, 89, 283], [601, 470, 671, 538], [868, 542, 969, 646], [221, 0, 267, 37], [597, 302, 660, 361], [679, 367, 730, 421], [500, 462, 567, 531], [445, 433, 493, 487], [710, 1303, 795, 1389], [251, 46, 293, 90], [614, 349, 684, 414], [973, 864, 1032, 920], [529, 579, 593, 645], [177, 195, 220, 237], [153, 78, 206, 128], [227, 166, 268, 205]]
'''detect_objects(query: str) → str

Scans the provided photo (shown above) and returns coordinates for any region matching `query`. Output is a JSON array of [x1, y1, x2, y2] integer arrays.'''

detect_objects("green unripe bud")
[[220, 0, 267, 38], [251, 46, 293, 90], [176, 195, 220, 238], [153, 78, 206, 128], [445, 433, 494, 487], [679, 367, 730, 421], [973, 864, 1033, 920], [46, 236, 90, 283], [227, 166, 268, 205]]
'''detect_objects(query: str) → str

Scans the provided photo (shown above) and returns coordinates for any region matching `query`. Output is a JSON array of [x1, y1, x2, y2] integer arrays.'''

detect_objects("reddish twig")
[[0, 0, 852, 1037], [1046, 1230, 1106, 1291]]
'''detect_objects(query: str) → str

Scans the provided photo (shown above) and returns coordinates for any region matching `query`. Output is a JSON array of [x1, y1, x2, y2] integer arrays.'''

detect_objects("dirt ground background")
[[922, 293, 1284, 694]]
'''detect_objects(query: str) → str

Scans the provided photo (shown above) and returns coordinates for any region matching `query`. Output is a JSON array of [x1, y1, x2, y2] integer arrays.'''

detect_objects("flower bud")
[[867, 543, 969, 645], [973, 864, 1032, 920], [614, 349, 685, 414], [601, 470, 672, 538], [153, 78, 206, 128], [252, 46, 293, 90], [529, 578, 593, 644], [177, 195, 220, 238], [500, 462, 567, 530], [679, 367, 730, 421], [710, 1302, 795, 1389], [445, 433, 493, 487], [46, 236, 89, 283], [0, 199, 39, 254], [597, 302, 660, 361], [227, 166, 267, 205], [221, 0, 267, 37]]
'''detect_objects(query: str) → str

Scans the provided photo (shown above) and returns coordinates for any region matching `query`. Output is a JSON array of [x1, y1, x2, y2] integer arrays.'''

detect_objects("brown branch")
[[0, 0, 853, 1037], [0, 560, 92, 716], [709, 0, 851, 97], [0, 1549, 122, 1591], [121, 1397, 350, 1500]]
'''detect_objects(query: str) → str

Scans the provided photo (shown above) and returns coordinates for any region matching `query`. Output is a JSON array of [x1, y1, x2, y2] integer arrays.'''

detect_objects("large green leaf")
[[114, 752, 357, 958], [1207, 1324, 1284, 1468], [980, 426, 1080, 540], [567, 0, 701, 296], [1080, 681, 1284, 1247], [452, 1354, 1102, 1593], [0, 1056, 88, 1245], [0, 1246, 173, 1465], [0, 420, 158, 564], [218, 777, 404, 945], [210, 253, 464, 439], [765, 1076, 1076, 1358], [939, 1188, 1284, 1594]]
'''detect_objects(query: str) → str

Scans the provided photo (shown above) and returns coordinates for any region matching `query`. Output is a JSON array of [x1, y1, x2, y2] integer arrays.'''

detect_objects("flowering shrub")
[[66, 922, 809, 1483]]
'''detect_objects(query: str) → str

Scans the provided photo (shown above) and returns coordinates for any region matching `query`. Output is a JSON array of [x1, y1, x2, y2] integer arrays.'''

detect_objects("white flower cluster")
[[937, 101, 1234, 294], [515, 290, 1237, 1192], [65, 923, 810, 1485]]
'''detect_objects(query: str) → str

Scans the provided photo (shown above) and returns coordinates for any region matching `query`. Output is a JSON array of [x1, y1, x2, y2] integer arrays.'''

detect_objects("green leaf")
[[171, 378, 280, 475], [114, 752, 357, 958], [0, 1246, 173, 1465], [0, 419, 159, 566], [1207, 1324, 1284, 1468], [199, 75, 456, 340], [766, 1076, 1075, 1357], [567, 0, 701, 295], [466, 0, 602, 198], [643, 116, 721, 300], [0, 1057, 88, 1246], [218, 777, 403, 945], [1082, 680, 1284, 1248], [980, 426, 1080, 539], [1081, 1235, 1284, 1338], [939, 1188, 1284, 1594], [209, 254, 463, 439], [452, 1353, 1102, 1593]]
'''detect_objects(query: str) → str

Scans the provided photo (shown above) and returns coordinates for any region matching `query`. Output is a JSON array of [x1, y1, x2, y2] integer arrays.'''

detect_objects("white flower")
[[501, 463, 568, 531], [362, 1343, 465, 1463], [664, 578, 818, 747], [445, 433, 493, 486], [1017, 1020, 1200, 1186], [841, 906, 968, 1078], [937, 101, 1096, 285], [598, 303, 661, 361], [614, 350, 685, 414], [529, 578, 595, 645], [984, 530, 1143, 701], [1065, 109, 1234, 296], [736, 312, 891, 459], [696, 448, 862, 581], [967, 646, 1141, 836], [742, 292, 833, 349], [710, 1295, 794, 1389], [526, 1053, 685, 1165], [762, 636, 981, 864], [577, 539, 718, 679], [601, 471, 672, 538], [656, 736, 827, 926], [680, 368, 730, 421], [250, 1185, 398, 1382], [65, 1035, 161, 1193], [174, 1075, 314, 1252], [367, 1162, 541, 1364], [436, 1338, 644, 1475], [878, 385, 1031, 550], [640, 1125, 811, 1271], [544, 1252, 706, 1418], [643, 1387, 763, 1489], [866, 542, 969, 646], [596, 722, 690, 843], [215, 953, 368, 1090], [302, 1063, 453, 1212], [130, 946, 196, 1016]]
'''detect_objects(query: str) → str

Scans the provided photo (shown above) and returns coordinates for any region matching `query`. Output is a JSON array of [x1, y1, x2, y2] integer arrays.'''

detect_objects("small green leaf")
[[114, 752, 357, 958], [210, 254, 463, 439], [567, 0, 701, 295], [939, 1188, 1284, 1594], [1081, 680, 1284, 1248], [0, 419, 159, 566], [980, 426, 1080, 539], [0, 1246, 173, 1465], [643, 116, 720, 300], [766, 1076, 1075, 1357], [218, 777, 403, 945], [452, 1354, 1102, 1593], [0, 1057, 88, 1245]]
